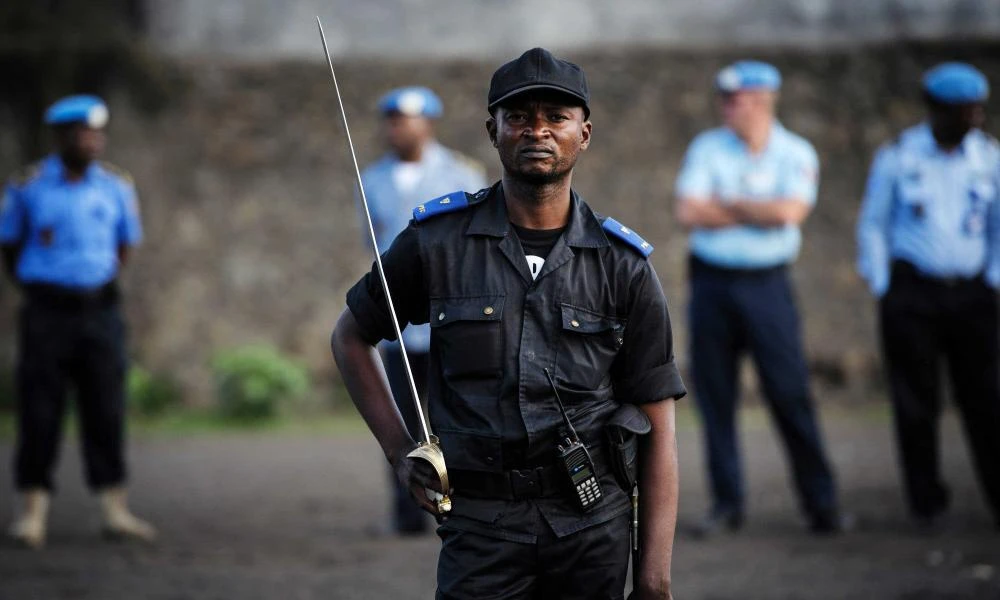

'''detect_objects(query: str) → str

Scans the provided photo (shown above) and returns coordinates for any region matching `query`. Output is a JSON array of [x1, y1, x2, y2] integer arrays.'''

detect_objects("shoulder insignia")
[[8, 162, 42, 187], [602, 217, 654, 258], [413, 190, 472, 222], [98, 161, 134, 184]]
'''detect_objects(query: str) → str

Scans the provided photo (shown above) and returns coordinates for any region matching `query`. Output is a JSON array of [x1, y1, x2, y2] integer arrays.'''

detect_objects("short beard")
[[500, 154, 574, 187]]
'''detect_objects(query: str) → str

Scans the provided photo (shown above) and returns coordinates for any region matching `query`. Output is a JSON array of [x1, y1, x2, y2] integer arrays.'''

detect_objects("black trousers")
[[14, 301, 128, 492], [689, 258, 837, 520], [436, 514, 630, 600], [382, 345, 430, 533], [879, 261, 1000, 522]]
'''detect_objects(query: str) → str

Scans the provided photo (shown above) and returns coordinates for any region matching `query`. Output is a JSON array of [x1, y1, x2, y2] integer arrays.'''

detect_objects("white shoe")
[[99, 487, 157, 543], [8, 489, 50, 550]]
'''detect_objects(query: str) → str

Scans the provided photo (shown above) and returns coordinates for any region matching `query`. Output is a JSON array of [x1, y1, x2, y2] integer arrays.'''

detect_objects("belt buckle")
[[508, 468, 543, 500]]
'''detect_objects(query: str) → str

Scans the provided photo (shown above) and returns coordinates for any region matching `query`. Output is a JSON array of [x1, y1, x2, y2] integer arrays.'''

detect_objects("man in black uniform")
[[332, 48, 686, 599]]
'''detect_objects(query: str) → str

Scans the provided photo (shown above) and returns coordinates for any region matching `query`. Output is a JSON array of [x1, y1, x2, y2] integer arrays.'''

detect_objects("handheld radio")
[[544, 368, 603, 512]]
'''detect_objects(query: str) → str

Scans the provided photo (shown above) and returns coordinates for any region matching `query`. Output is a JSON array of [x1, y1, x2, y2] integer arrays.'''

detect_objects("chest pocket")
[[430, 295, 504, 381], [555, 303, 625, 392]]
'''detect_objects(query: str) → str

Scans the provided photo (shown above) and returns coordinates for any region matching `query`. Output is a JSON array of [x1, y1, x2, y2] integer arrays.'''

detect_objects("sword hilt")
[[407, 435, 452, 513]]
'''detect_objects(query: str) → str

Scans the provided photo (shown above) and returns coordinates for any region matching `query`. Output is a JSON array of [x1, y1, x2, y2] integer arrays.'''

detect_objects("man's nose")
[[521, 117, 549, 138]]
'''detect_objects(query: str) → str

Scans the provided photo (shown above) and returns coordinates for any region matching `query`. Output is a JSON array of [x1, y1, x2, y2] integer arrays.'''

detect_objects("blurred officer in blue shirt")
[[675, 61, 843, 536], [857, 62, 1000, 531], [0, 95, 155, 548], [360, 86, 487, 535]]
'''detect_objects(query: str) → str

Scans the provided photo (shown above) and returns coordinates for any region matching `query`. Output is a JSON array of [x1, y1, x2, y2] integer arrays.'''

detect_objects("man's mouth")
[[520, 146, 554, 159]]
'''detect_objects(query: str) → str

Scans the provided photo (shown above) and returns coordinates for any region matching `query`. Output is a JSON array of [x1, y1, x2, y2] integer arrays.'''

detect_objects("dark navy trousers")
[[15, 300, 127, 492], [689, 257, 837, 520], [879, 261, 1000, 523]]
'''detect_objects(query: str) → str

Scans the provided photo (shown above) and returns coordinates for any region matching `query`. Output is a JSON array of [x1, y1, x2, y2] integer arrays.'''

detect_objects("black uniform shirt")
[[347, 183, 686, 540]]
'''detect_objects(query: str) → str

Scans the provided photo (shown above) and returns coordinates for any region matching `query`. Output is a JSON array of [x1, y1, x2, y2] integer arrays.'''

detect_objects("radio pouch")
[[605, 404, 652, 491]]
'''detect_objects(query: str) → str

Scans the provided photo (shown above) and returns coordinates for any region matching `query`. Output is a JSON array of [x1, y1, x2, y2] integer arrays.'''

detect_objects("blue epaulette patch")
[[602, 217, 654, 258], [413, 191, 470, 222]]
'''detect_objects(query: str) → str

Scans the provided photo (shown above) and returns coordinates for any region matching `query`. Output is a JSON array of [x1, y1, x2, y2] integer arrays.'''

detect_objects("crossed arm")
[[675, 195, 812, 229]]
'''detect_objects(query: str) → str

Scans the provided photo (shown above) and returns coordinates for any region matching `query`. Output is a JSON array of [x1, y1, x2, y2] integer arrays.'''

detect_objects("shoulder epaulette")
[[602, 217, 653, 258], [98, 161, 134, 184], [8, 162, 42, 187], [413, 190, 476, 222]]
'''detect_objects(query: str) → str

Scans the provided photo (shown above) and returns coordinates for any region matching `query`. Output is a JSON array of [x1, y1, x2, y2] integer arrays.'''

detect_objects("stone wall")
[[2, 40, 998, 401]]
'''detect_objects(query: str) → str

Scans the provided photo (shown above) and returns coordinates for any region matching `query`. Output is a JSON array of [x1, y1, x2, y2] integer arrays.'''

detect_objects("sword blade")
[[316, 16, 431, 444]]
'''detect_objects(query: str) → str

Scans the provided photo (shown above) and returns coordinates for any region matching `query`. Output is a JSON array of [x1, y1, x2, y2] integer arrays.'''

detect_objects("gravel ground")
[[1, 403, 998, 600]]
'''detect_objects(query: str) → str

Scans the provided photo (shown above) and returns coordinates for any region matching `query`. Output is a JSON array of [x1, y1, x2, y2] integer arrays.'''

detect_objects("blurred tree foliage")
[[0, 0, 179, 160]]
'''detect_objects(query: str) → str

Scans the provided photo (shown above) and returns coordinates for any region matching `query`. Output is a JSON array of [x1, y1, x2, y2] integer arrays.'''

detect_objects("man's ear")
[[580, 119, 592, 150], [486, 116, 498, 147]]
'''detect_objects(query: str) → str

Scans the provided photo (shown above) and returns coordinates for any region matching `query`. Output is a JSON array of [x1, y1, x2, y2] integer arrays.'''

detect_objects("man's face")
[[382, 112, 433, 158], [487, 91, 591, 185], [928, 100, 985, 146], [57, 124, 106, 166], [718, 89, 776, 134]]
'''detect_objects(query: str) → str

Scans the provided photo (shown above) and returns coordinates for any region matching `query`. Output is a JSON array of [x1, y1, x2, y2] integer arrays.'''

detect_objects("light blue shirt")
[[857, 123, 1000, 297], [360, 141, 487, 352], [0, 155, 142, 289], [675, 123, 820, 269]]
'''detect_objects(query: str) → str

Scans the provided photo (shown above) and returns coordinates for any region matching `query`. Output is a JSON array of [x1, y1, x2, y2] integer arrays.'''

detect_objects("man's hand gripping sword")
[[316, 17, 451, 514]]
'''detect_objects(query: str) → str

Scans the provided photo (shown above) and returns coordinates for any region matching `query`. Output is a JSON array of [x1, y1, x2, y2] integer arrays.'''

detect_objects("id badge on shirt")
[[964, 177, 996, 237]]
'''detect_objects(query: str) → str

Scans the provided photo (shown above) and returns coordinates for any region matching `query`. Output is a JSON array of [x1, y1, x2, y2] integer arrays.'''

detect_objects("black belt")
[[451, 465, 567, 500], [689, 254, 788, 279], [891, 260, 984, 289], [22, 281, 120, 311]]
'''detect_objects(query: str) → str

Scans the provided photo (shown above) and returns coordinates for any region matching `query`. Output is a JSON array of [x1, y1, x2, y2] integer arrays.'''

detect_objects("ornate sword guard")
[[407, 434, 452, 513]]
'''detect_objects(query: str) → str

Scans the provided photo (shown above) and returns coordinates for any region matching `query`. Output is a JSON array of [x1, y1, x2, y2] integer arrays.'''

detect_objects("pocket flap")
[[430, 295, 505, 328], [559, 303, 625, 334], [437, 428, 502, 472], [606, 404, 652, 435]]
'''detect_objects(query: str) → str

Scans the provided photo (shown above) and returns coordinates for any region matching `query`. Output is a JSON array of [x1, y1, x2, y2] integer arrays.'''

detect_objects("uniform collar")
[[911, 121, 980, 156], [43, 154, 99, 181], [724, 120, 785, 154], [466, 183, 610, 249]]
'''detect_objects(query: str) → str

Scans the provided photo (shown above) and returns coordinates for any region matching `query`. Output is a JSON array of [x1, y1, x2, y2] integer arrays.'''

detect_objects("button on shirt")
[[360, 142, 487, 352], [346, 184, 686, 539], [675, 124, 820, 269], [857, 123, 1000, 296], [0, 156, 142, 289]]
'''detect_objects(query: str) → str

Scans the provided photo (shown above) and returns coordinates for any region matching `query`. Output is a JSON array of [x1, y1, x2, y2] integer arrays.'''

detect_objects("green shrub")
[[127, 367, 182, 418], [211, 345, 310, 422]]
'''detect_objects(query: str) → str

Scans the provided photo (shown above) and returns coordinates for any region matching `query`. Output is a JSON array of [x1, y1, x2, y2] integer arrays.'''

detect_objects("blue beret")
[[923, 62, 989, 104], [377, 87, 443, 118], [44, 95, 109, 128], [715, 61, 782, 93]]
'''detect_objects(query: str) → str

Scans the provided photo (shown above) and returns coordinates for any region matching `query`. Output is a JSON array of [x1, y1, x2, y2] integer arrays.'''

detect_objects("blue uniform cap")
[[715, 61, 782, 93], [922, 62, 989, 104], [44, 94, 109, 128], [377, 87, 443, 118]]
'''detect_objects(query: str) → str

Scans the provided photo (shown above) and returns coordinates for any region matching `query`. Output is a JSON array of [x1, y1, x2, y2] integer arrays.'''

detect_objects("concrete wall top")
[[146, 0, 1000, 60]]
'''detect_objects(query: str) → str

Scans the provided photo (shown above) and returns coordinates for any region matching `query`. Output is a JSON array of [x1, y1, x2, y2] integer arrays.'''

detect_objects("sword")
[[316, 16, 451, 514]]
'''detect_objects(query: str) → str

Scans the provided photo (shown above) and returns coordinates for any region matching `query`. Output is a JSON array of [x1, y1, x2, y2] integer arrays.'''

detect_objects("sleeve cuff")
[[614, 361, 687, 405], [345, 277, 397, 346]]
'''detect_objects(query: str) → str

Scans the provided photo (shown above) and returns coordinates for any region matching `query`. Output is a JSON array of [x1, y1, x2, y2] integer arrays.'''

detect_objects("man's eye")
[[549, 114, 569, 122]]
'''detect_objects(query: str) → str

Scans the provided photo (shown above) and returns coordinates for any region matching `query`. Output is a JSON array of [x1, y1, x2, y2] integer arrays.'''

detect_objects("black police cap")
[[487, 48, 590, 117]]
